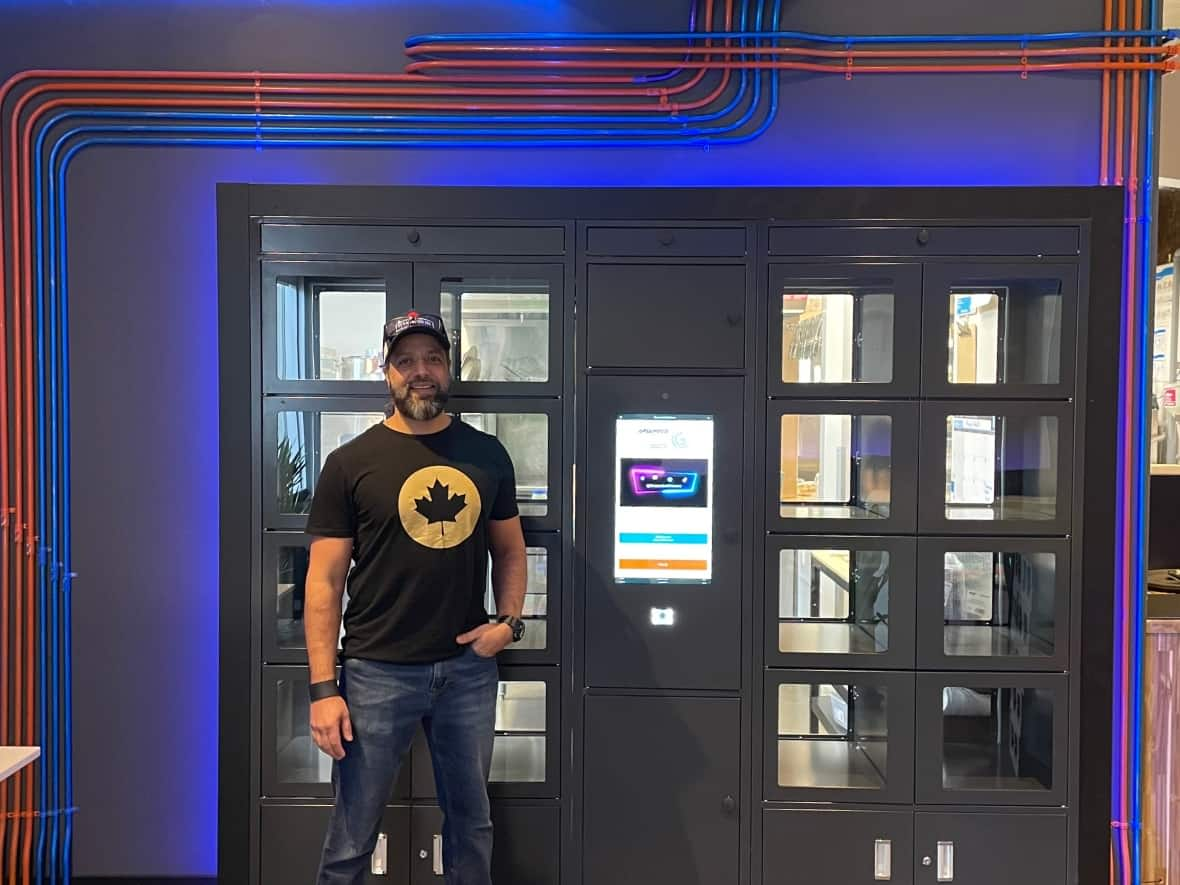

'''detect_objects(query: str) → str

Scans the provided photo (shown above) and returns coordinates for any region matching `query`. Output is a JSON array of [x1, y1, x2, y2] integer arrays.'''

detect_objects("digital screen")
[[614, 414, 715, 584]]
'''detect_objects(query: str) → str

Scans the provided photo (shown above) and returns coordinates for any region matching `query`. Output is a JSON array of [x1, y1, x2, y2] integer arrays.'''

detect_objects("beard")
[[390, 377, 450, 421]]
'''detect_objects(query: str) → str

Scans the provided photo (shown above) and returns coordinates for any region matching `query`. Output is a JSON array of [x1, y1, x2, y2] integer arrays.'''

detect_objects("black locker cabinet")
[[222, 189, 1120, 885]]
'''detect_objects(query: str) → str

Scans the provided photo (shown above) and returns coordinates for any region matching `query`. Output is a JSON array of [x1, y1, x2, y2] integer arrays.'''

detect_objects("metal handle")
[[873, 839, 892, 880], [432, 833, 444, 875], [937, 841, 954, 881], [659, 234, 675, 246], [407, 229, 421, 244], [721, 794, 736, 815], [370, 832, 387, 876]]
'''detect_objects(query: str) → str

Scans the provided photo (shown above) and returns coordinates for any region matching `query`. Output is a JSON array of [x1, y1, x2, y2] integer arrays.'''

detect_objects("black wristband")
[[308, 679, 341, 702]]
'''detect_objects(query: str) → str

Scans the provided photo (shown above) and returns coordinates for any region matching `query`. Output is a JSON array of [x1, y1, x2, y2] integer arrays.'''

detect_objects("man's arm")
[[488, 515, 527, 620], [305, 536, 353, 683], [456, 516, 527, 656], [305, 535, 353, 759]]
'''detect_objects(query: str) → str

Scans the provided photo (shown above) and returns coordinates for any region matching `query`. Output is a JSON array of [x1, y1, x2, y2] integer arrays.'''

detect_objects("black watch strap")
[[308, 679, 341, 702], [496, 615, 526, 642]]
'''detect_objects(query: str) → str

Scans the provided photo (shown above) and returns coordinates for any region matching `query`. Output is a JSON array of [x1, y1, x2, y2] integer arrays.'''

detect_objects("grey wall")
[[0, 0, 1110, 876]]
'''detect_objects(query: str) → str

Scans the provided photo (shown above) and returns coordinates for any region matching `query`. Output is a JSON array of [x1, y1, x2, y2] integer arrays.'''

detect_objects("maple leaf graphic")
[[414, 477, 468, 538]]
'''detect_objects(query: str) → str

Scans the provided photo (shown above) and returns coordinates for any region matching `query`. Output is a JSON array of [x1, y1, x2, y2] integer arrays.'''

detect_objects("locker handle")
[[371, 832, 387, 876], [433, 833, 444, 875], [937, 841, 954, 881], [873, 839, 891, 880]]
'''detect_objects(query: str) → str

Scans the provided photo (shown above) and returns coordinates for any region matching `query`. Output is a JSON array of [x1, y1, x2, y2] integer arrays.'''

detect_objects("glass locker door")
[[262, 396, 388, 532], [413, 263, 564, 398], [764, 670, 916, 804], [766, 536, 917, 670], [410, 666, 559, 800], [921, 263, 1078, 400], [262, 261, 412, 396], [768, 263, 922, 399], [448, 398, 563, 533], [260, 665, 411, 800]]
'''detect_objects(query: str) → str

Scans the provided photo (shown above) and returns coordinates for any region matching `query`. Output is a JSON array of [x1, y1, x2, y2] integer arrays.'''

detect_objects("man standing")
[[305, 312, 528, 885]]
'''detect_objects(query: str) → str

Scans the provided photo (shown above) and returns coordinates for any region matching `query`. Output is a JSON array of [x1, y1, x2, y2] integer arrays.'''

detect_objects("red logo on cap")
[[408, 310, 419, 320]]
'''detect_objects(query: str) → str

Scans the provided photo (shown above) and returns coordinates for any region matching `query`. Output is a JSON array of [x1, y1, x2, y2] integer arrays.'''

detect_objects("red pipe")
[[1103, 0, 1114, 183], [408, 42, 1175, 60], [1117, 0, 1128, 184]]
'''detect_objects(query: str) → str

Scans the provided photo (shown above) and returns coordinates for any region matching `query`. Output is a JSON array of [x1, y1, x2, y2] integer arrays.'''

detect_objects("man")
[[305, 311, 528, 885]]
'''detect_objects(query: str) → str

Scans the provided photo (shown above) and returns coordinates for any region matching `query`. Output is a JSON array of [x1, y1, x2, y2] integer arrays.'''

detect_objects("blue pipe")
[[1133, 2, 1159, 879], [406, 27, 1178, 47], [30, 3, 765, 138], [635, 0, 700, 84]]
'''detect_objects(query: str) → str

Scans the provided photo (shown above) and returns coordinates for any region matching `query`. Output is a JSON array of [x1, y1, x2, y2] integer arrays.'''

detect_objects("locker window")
[[491, 681, 547, 783], [274, 543, 349, 652], [457, 412, 550, 517], [276, 409, 384, 515], [942, 550, 1058, 658], [945, 281, 1063, 386], [483, 546, 549, 651], [939, 685, 1055, 793], [779, 287, 894, 384], [273, 675, 332, 788], [943, 414, 1060, 522], [438, 278, 550, 384], [779, 414, 893, 519], [777, 548, 892, 656], [776, 681, 890, 790], [276, 275, 386, 382]]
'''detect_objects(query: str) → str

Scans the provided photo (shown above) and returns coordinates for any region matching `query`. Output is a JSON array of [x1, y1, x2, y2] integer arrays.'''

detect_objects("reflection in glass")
[[458, 413, 549, 516], [492, 681, 546, 783], [276, 276, 385, 382], [944, 415, 1059, 521], [780, 414, 892, 519], [781, 286, 894, 384], [484, 547, 549, 650], [940, 686, 1054, 792], [777, 682, 889, 790], [946, 281, 1063, 385], [778, 549, 891, 655], [439, 279, 550, 383], [943, 551, 1057, 657], [275, 677, 332, 785], [275, 545, 350, 651], [277, 411, 383, 515]]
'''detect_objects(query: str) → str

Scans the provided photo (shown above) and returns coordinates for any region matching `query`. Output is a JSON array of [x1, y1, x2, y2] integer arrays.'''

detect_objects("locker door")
[[764, 808, 914, 885], [914, 812, 1066, 885], [584, 375, 744, 690], [583, 695, 740, 885]]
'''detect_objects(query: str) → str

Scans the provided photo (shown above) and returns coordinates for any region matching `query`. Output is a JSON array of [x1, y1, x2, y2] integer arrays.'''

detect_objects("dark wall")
[[0, 0, 1109, 876]]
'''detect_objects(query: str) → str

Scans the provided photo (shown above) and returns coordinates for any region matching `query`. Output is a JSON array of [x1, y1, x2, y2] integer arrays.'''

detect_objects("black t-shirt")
[[305, 418, 519, 664]]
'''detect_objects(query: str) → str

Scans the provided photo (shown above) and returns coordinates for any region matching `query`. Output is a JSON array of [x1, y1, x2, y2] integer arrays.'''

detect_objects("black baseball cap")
[[383, 311, 451, 356]]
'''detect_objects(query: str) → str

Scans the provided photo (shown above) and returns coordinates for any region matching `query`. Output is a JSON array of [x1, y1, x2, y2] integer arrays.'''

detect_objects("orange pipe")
[[406, 58, 1172, 73], [408, 42, 1173, 60], [1117, 0, 1128, 184], [1102, 0, 1114, 183]]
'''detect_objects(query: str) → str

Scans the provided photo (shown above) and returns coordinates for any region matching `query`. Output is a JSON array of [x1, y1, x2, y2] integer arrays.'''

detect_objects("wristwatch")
[[496, 614, 526, 643]]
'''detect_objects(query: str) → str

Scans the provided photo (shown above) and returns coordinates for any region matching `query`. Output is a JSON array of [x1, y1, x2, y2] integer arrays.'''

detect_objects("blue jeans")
[[316, 647, 499, 885]]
